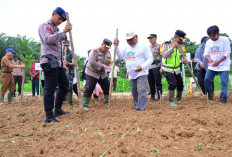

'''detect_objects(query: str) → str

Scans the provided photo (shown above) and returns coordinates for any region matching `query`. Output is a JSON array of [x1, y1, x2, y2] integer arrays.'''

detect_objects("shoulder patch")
[[46, 26, 52, 35], [93, 50, 98, 55]]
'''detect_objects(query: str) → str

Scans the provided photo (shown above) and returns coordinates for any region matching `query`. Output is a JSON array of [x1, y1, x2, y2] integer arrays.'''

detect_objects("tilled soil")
[[0, 93, 232, 157]]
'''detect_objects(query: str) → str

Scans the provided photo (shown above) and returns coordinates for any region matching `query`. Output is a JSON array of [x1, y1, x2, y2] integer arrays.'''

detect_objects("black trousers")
[[110, 78, 118, 92], [163, 71, 183, 91], [41, 63, 69, 118], [72, 83, 78, 96], [13, 76, 22, 94], [84, 74, 109, 98], [197, 69, 214, 95], [148, 67, 163, 97], [41, 80, 44, 88]]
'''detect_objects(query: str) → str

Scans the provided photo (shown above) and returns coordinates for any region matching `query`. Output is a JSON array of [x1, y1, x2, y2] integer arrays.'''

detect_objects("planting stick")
[[185, 63, 204, 96], [66, 12, 82, 105], [109, 28, 118, 100], [38, 70, 41, 99], [179, 46, 205, 96], [20, 65, 25, 105]]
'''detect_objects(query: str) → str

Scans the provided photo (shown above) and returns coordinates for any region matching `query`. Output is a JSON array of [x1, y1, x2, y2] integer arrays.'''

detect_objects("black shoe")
[[54, 110, 69, 117], [150, 97, 155, 101], [219, 100, 226, 104], [147, 92, 151, 95], [44, 117, 59, 123]]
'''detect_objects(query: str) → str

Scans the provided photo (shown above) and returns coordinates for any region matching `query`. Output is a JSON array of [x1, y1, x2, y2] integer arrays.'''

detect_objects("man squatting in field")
[[0, 49, 25, 104], [114, 32, 153, 111], [82, 39, 112, 110], [39, 7, 72, 123]]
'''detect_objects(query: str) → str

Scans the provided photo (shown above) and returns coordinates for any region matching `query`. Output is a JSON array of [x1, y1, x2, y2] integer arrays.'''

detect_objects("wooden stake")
[[66, 12, 82, 105], [179, 44, 205, 97], [20, 65, 25, 105], [109, 28, 118, 100]]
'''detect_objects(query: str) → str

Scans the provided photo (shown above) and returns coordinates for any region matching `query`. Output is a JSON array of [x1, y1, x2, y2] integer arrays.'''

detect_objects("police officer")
[[0, 49, 25, 104], [39, 7, 72, 123], [162, 30, 188, 106], [83, 39, 112, 110], [147, 34, 163, 101], [62, 40, 75, 106]]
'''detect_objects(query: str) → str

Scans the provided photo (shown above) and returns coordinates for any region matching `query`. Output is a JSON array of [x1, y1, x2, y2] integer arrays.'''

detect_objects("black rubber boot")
[[169, 90, 177, 106], [176, 90, 183, 102], [83, 97, 90, 110], [104, 95, 109, 106]]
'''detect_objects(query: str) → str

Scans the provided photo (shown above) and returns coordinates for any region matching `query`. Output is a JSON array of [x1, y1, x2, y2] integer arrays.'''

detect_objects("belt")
[[2, 72, 12, 73]]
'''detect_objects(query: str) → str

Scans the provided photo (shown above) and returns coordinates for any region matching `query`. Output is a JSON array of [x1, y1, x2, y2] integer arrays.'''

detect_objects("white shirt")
[[116, 42, 153, 80], [204, 36, 231, 71], [109, 66, 119, 78]]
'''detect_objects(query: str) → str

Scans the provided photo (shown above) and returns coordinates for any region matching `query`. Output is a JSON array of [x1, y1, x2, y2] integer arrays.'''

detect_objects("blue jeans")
[[205, 69, 229, 102]]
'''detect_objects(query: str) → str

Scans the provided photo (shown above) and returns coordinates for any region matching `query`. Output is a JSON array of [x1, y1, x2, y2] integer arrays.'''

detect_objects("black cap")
[[175, 30, 186, 40], [103, 38, 112, 49], [147, 34, 157, 39], [34, 57, 38, 60], [54, 7, 66, 22]]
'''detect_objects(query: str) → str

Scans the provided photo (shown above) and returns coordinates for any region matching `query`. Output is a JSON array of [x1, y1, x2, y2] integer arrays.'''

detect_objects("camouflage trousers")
[[66, 73, 74, 94]]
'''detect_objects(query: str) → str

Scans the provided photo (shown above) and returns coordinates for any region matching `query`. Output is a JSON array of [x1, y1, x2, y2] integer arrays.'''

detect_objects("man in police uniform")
[[39, 7, 72, 123], [147, 34, 163, 101], [162, 30, 188, 106], [62, 40, 75, 106], [0, 49, 25, 104], [83, 39, 112, 110]]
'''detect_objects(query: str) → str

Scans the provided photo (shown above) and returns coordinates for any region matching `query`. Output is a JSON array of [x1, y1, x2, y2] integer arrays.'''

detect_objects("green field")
[[5, 75, 231, 93]]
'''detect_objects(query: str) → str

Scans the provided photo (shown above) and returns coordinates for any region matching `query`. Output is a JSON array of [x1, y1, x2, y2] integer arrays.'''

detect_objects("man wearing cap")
[[114, 32, 153, 111], [29, 57, 40, 96], [11, 55, 23, 97], [147, 34, 163, 101], [39, 7, 72, 123], [62, 40, 75, 106], [82, 39, 112, 110], [162, 30, 188, 106], [0, 49, 25, 104]]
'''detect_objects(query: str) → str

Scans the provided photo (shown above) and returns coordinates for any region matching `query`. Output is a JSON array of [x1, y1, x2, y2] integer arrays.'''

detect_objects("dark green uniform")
[[64, 49, 75, 106]]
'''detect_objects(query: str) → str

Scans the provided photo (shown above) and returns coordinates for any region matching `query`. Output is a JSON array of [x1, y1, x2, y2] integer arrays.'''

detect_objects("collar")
[[130, 42, 139, 48], [47, 19, 55, 27]]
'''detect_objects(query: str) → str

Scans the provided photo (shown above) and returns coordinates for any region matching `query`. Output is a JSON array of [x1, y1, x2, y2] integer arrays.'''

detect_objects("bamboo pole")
[[66, 12, 82, 105], [179, 46, 205, 96], [109, 28, 118, 100], [20, 64, 25, 105]]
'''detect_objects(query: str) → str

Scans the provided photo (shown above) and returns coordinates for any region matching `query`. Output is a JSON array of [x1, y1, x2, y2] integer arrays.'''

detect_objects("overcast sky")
[[0, 0, 231, 58]]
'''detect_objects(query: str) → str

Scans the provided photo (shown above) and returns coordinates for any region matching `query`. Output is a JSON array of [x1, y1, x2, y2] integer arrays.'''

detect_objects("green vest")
[[162, 45, 184, 72]]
